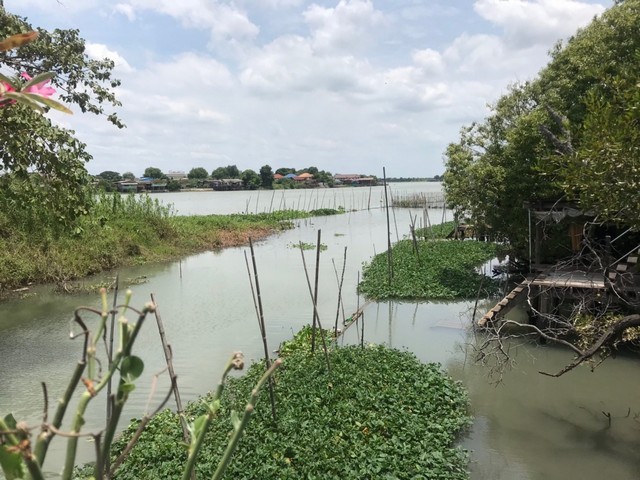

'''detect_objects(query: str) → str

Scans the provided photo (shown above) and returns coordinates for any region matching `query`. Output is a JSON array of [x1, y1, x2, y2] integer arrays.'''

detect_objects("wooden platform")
[[477, 279, 531, 327], [478, 270, 607, 327]]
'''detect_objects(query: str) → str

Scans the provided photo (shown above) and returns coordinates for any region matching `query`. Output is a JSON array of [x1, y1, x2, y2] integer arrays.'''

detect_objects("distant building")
[[209, 178, 244, 191], [166, 171, 187, 180]]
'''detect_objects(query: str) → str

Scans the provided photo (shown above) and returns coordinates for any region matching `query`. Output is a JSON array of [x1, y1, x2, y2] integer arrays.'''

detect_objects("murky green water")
[[1, 184, 639, 479]]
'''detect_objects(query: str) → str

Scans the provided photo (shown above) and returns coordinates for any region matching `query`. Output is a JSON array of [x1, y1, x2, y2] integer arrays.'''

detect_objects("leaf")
[[21, 93, 73, 114], [0, 73, 17, 90], [0, 446, 25, 480], [0, 31, 38, 52], [1, 92, 44, 113], [3, 414, 17, 430], [121, 355, 144, 381]]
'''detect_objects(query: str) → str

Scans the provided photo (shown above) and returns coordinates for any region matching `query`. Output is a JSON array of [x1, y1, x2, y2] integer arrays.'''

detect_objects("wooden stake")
[[383, 167, 393, 283], [311, 230, 322, 352], [150, 293, 189, 443], [248, 238, 277, 423]]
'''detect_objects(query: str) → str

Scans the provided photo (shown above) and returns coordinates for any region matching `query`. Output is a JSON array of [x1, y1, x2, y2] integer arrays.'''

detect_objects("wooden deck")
[[478, 269, 607, 327]]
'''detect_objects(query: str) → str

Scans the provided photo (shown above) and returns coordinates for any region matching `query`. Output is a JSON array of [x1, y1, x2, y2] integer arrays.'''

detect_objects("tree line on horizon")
[[93, 165, 378, 191]]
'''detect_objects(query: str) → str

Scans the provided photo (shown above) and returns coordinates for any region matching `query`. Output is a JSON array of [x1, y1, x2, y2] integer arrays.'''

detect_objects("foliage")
[[122, 172, 135, 180], [143, 167, 164, 179], [0, 198, 342, 292], [97, 170, 122, 183], [112, 344, 471, 480], [442, 0, 640, 254], [288, 241, 327, 251], [561, 71, 640, 229], [0, 9, 122, 230], [277, 325, 336, 357], [359, 238, 499, 300], [240, 169, 260, 189], [415, 221, 455, 240], [211, 165, 240, 179], [275, 167, 296, 176], [259, 164, 273, 189], [187, 167, 208, 180]]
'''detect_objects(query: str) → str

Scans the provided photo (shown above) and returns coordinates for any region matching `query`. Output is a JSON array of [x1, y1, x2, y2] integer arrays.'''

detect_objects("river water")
[[1, 183, 639, 479]]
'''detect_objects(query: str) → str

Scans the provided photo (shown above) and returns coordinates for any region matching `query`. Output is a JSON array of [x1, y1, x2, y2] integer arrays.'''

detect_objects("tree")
[[143, 167, 164, 179], [97, 170, 122, 183], [259, 164, 273, 189], [211, 165, 240, 179], [240, 169, 260, 189], [275, 167, 296, 176], [122, 171, 135, 180], [188, 167, 208, 180], [442, 0, 640, 378], [0, 8, 122, 232]]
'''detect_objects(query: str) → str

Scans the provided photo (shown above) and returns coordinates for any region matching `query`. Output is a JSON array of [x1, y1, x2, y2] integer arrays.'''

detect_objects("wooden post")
[[383, 167, 393, 283], [150, 293, 189, 443], [311, 230, 322, 352]]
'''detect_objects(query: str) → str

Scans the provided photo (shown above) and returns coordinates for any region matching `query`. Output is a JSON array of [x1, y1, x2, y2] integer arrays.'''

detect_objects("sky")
[[6, 0, 612, 178]]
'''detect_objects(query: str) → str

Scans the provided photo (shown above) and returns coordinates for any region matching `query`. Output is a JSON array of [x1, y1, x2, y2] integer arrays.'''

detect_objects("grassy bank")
[[359, 222, 500, 300], [0, 194, 341, 293], [109, 329, 471, 479]]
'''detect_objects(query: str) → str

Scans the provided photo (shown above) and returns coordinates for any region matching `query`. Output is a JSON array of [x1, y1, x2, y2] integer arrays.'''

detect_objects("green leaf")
[[21, 92, 72, 114], [121, 355, 144, 381], [3, 414, 17, 430], [0, 446, 25, 480], [2, 92, 44, 113]]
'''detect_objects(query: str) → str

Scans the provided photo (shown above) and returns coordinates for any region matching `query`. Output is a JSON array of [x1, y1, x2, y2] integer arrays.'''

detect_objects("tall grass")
[[0, 193, 342, 292]]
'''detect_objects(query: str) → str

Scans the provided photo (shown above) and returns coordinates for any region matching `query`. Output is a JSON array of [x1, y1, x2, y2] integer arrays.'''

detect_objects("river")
[[1, 182, 639, 479]]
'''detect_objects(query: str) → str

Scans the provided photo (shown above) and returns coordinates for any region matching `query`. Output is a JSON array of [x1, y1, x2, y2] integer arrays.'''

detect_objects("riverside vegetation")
[[106, 327, 471, 479], [359, 222, 500, 300], [0, 193, 342, 294]]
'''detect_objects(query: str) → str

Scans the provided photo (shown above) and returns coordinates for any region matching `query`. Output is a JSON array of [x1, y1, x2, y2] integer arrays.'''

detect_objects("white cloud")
[[114, 3, 136, 21], [474, 0, 606, 48], [122, 0, 259, 45], [304, 0, 384, 54], [85, 43, 133, 72]]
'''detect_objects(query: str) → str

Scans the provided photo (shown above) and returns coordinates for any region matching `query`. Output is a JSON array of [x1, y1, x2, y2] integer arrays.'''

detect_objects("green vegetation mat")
[[359, 234, 499, 300], [110, 342, 471, 479]]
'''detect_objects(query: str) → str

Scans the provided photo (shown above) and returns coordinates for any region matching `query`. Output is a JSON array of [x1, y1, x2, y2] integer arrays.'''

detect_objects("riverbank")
[[0, 193, 342, 295]]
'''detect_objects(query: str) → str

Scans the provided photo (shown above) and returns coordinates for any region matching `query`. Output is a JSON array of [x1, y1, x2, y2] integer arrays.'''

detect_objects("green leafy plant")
[[359, 236, 499, 300], [288, 242, 327, 251], [110, 339, 472, 479]]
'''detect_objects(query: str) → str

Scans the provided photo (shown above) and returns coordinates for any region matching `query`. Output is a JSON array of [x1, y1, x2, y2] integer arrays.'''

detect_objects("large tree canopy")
[[0, 8, 123, 232], [443, 0, 640, 251]]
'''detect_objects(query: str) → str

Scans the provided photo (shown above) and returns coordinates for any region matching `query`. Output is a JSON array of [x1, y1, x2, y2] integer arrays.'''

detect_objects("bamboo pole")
[[248, 238, 277, 423], [311, 230, 322, 352], [150, 293, 189, 443], [383, 167, 393, 283], [298, 242, 331, 371], [332, 247, 348, 337]]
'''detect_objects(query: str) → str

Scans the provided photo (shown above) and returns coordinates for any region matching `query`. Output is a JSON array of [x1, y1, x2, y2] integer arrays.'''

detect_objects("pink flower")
[[20, 72, 56, 97]]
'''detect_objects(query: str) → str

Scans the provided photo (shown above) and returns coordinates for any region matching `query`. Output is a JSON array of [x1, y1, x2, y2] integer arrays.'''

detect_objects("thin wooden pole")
[[298, 242, 331, 371], [248, 238, 277, 423], [311, 230, 322, 351], [383, 167, 393, 283], [106, 274, 119, 422], [150, 293, 189, 443], [332, 247, 348, 337]]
